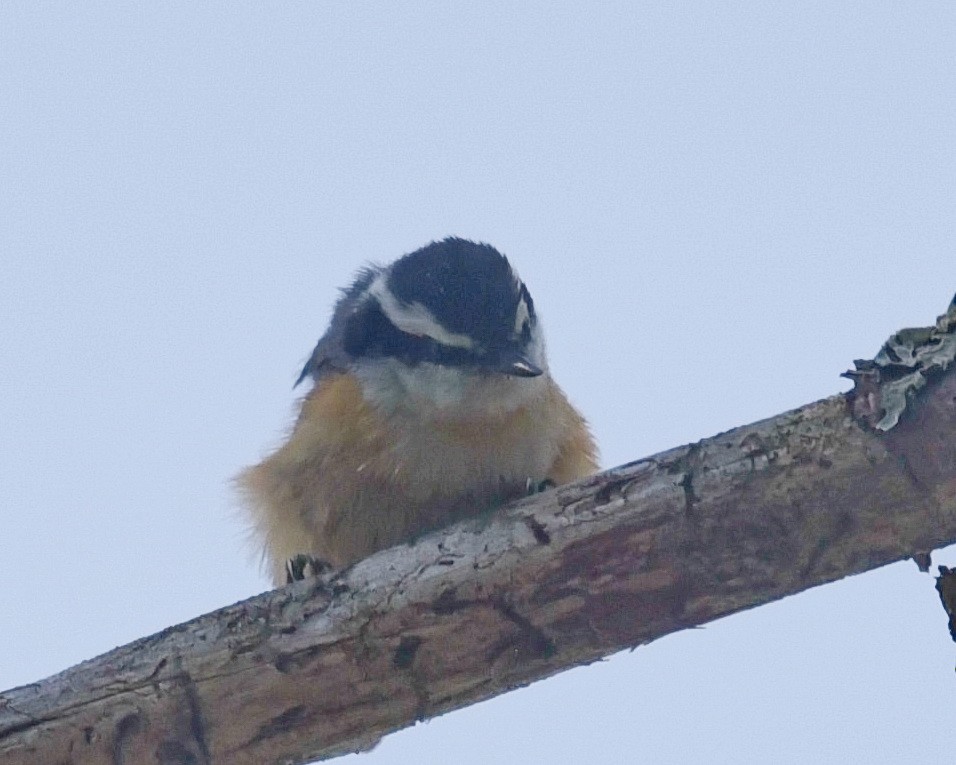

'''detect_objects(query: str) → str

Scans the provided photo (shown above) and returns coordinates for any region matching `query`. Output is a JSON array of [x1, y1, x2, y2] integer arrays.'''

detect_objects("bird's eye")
[[520, 319, 532, 342]]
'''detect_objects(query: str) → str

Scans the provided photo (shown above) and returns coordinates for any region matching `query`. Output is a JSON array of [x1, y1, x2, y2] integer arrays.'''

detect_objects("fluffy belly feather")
[[239, 372, 595, 583]]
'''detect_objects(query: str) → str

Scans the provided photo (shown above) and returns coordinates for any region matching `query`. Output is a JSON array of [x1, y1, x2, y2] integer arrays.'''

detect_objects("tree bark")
[[3, 304, 956, 765]]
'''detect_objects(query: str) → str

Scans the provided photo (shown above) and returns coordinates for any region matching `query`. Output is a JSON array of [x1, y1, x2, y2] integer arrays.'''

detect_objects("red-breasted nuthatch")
[[238, 238, 598, 585]]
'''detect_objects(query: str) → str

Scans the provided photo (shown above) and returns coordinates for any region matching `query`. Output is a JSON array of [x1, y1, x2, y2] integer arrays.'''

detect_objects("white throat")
[[354, 360, 548, 420]]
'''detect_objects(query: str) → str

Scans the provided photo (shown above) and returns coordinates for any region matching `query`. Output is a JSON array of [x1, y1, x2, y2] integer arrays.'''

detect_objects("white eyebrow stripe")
[[368, 275, 475, 350], [514, 292, 530, 334]]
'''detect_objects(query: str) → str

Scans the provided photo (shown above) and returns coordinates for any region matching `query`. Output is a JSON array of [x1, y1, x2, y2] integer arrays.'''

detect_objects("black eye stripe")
[[344, 301, 485, 368]]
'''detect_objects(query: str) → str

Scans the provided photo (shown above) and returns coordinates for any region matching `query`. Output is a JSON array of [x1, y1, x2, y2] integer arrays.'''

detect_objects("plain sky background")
[[2, 3, 955, 763]]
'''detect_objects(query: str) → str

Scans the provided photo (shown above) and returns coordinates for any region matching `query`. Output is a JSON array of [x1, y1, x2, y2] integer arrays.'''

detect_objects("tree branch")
[[3, 302, 956, 765]]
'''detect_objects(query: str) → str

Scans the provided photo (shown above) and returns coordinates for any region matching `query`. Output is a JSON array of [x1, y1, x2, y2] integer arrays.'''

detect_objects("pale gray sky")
[[2, 3, 955, 763]]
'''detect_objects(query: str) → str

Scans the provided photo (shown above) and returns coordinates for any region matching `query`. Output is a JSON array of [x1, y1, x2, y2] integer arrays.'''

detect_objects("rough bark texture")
[[3, 313, 956, 765]]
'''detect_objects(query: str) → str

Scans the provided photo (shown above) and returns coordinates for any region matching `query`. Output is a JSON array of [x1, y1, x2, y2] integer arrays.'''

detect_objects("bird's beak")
[[499, 352, 543, 377]]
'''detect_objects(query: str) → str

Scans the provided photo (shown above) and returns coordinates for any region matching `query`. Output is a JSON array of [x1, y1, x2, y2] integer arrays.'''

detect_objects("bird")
[[237, 237, 598, 586]]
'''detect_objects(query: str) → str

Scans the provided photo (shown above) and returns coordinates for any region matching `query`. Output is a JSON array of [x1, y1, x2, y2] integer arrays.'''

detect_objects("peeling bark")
[[3, 309, 956, 765]]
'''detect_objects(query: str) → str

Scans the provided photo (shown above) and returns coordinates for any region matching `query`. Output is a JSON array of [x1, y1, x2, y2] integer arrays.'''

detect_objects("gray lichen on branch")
[[843, 294, 956, 431]]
